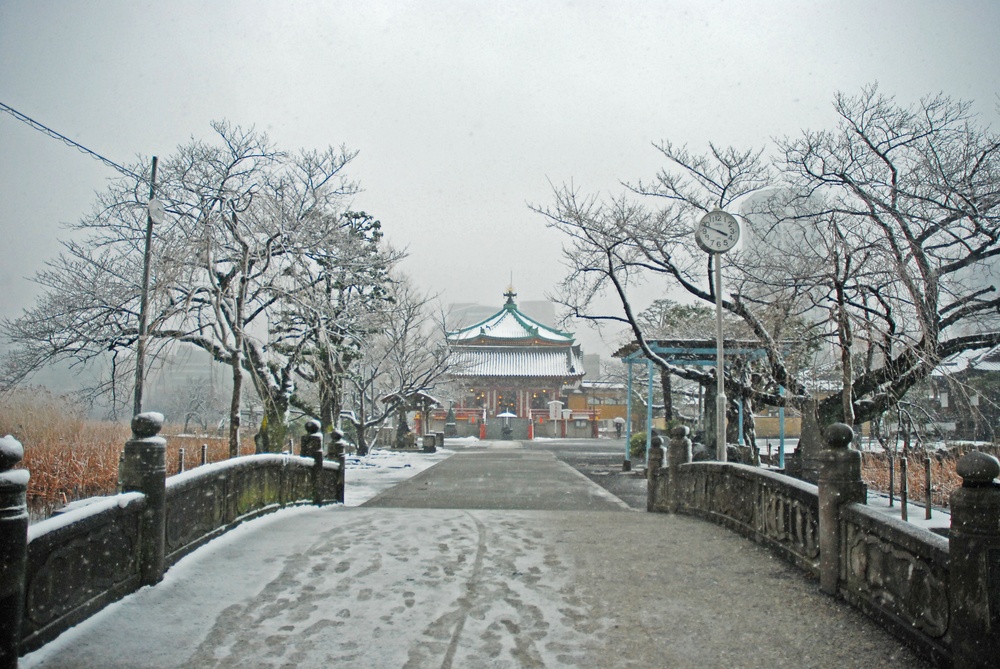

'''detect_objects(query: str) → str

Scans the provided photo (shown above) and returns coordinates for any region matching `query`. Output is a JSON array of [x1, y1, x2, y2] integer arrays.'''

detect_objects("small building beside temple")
[[432, 289, 596, 438]]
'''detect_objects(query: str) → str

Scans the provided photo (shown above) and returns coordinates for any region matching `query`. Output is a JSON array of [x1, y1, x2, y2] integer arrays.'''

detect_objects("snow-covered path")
[[343, 446, 456, 506], [20, 445, 932, 668], [20, 506, 611, 668]]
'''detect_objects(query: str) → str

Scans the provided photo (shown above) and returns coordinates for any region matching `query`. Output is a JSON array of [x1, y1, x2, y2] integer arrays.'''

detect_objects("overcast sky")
[[2, 0, 999, 359]]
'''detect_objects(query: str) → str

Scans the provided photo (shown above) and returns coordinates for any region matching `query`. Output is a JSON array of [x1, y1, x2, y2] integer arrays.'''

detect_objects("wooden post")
[[119, 413, 167, 587], [889, 452, 895, 507], [817, 423, 866, 595], [0, 436, 28, 669], [949, 451, 1000, 668], [900, 456, 909, 521], [925, 454, 933, 520]]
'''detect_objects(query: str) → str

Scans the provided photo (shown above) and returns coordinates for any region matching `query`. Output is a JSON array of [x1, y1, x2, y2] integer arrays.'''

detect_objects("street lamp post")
[[133, 156, 161, 416]]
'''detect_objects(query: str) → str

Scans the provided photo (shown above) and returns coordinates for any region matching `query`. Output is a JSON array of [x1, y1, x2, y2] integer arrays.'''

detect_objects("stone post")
[[949, 451, 1000, 668], [646, 431, 664, 477], [300, 420, 324, 506], [646, 431, 664, 512], [817, 423, 866, 595], [119, 412, 167, 587], [0, 436, 28, 669], [328, 427, 346, 504], [668, 425, 693, 513]]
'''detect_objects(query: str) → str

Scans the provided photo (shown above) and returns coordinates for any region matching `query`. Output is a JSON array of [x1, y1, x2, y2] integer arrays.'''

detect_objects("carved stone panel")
[[757, 484, 820, 564], [676, 464, 820, 571], [25, 511, 141, 630], [843, 521, 949, 639], [166, 476, 226, 557]]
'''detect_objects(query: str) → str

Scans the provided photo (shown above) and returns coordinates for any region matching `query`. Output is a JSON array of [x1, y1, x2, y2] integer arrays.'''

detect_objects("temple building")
[[435, 289, 590, 438]]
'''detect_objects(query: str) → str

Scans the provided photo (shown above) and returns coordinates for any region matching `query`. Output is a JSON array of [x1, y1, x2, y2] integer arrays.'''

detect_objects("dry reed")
[[0, 388, 256, 520], [861, 451, 963, 508]]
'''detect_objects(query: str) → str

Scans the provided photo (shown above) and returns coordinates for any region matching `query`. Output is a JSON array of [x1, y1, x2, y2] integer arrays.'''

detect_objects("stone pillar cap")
[[956, 450, 1000, 485], [0, 434, 24, 470], [824, 423, 854, 449], [131, 412, 164, 438]]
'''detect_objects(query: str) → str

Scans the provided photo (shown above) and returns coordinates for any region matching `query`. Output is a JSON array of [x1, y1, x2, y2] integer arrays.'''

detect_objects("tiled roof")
[[935, 345, 1000, 374], [448, 298, 574, 344], [450, 347, 584, 378]]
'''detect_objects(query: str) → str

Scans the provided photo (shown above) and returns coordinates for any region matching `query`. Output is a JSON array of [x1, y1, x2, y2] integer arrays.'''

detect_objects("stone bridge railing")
[[0, 413, 344, 667], [647, 423, 999, 669]]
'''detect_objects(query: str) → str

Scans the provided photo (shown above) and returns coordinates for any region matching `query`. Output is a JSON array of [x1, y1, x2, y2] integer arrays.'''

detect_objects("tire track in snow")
[[439, 512, 487, 669]]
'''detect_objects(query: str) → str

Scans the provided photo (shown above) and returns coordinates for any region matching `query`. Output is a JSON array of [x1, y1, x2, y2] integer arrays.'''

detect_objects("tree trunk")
[[247, 367, 291, 454], [355, 391, 369, 456], [316, 353, 343, 443], [229, 353, 242, 458], [660, 369, 673, 421], [740, 396, 759, 465], [228, 236, 250, 459], [261, 398, 288, 453], [726, 399, 740, 444], [395, 409, 409, 447], [319, 375, 336, 438], [703, 383, 716, 446], [838, 303, 855, 427], [355, 424, 369, 456]]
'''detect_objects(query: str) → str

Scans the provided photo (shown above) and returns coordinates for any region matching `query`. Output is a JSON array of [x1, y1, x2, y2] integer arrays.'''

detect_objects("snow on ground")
[[20, 442, 946, 667], [866, 490, 951, 533], [19, 506, 615, 668], [344, 446, 454, 506], [21, 447, 457, 668]]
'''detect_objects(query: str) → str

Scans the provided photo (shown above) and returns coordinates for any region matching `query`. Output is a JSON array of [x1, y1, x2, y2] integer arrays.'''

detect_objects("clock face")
[[695, 210, 740, 254]]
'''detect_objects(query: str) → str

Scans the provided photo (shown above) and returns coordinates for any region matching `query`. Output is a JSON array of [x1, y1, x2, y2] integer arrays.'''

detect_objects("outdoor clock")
[[695, 209, 740, 254]]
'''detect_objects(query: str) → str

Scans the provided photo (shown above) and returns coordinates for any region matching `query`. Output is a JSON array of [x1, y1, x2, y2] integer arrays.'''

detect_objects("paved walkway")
[[22, 442, 930, 668]]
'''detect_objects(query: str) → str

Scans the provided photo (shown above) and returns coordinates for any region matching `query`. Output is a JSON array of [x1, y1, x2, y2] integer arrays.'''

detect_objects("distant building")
[[572, 379, 627, 429], [928, 347, 1000, 441], [435, 289, 596, 438]]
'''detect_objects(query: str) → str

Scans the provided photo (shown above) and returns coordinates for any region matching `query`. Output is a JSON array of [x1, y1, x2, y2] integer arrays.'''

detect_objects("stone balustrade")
[[647, 421, 1000, 668], [1, 413, 345, 664]]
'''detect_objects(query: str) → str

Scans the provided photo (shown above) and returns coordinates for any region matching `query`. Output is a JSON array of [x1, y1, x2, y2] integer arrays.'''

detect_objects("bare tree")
[[280, 212, 402, 441], [340, 277, 452, 455], [535, 86, 1000, 433], [2, 122, 361, 456]]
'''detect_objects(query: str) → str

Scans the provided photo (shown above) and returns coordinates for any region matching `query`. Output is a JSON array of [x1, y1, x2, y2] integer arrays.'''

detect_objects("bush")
[[630, 423, 685, 460], [338, 420, 358, 446], [629, 431, 647, 459]]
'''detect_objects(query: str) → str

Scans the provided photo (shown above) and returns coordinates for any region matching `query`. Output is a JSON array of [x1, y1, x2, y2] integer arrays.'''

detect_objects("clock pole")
[[695, 208, 740, 462], [714, 252, 727, 461]]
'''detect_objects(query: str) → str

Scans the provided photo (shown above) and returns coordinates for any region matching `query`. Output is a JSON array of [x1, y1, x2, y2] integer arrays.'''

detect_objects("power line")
[[0, 100, 145, 183]]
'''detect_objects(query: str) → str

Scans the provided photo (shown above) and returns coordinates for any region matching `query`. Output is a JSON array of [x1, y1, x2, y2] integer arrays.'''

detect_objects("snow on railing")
[[2, 415, 347, 661]]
